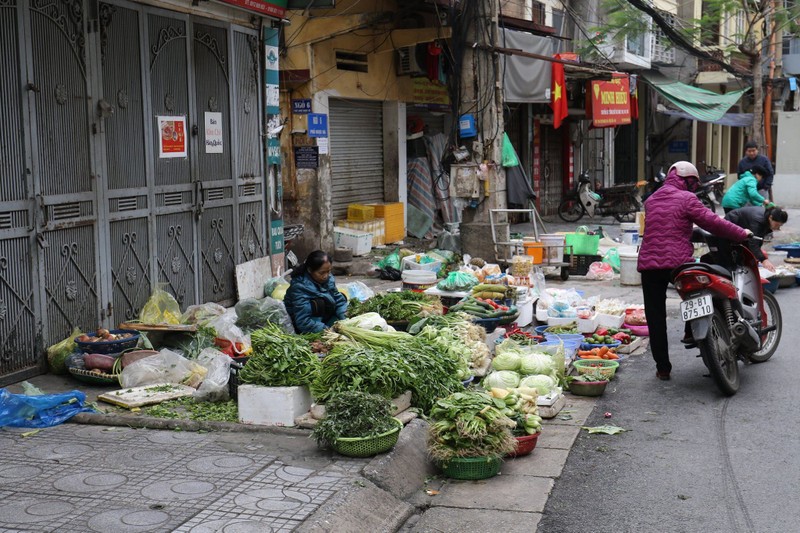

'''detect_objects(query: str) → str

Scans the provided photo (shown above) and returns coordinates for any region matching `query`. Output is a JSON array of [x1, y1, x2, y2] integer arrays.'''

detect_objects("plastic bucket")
[[620, 223, 639, 246], [523, 239, 544, 264], [540, 234, 565, 265], [619, 249, 641, 286], [401, 270, 437, 292]]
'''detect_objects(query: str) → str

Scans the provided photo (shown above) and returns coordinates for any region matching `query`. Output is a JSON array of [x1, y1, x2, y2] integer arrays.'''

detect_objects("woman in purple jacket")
[[638, 161, 751, 381]]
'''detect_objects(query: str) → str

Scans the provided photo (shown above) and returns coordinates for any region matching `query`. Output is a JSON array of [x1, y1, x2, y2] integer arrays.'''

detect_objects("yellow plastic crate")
[[347, 204, 375, 222], [383, 214, 405, 244], [337, 219, 385, 246], [369, 202, 404, 219]]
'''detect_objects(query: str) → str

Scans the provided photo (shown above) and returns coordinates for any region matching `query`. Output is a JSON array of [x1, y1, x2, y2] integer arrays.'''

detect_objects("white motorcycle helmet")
[[669, 161, 700, 191]]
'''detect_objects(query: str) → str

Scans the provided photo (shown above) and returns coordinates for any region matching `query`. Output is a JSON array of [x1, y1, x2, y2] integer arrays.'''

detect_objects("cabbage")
[[342, 313, 391, 331], [491, 350, 521, 371], [519, 352, 556, 376], [482, 370, 520, 390], [519, 374, 556, 396]]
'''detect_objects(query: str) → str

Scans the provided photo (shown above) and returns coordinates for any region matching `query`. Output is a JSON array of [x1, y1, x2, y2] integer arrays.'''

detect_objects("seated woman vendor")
[[285, 250, 348, 333]]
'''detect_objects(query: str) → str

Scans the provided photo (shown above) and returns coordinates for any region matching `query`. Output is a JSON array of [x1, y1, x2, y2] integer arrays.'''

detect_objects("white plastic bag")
[[193, 348, 231, 402], [120, 349, 208, 388], [585, 261, 614, 281], [208, 310, 251, 355]]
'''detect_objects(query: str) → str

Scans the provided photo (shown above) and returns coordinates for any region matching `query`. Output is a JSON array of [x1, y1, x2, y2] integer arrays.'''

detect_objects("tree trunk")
[[750, 51, 764, 147]]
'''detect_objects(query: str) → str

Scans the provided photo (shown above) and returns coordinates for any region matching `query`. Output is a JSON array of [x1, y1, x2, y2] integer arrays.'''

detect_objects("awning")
[[642, 72, 748, 123], [501, 29, 552, 104], [657, 108, 754, 127]]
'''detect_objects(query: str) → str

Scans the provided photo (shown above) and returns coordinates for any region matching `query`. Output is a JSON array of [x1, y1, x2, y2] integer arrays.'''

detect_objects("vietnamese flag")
[[551, 60, 568, 129], [630, 76, 639, 120]]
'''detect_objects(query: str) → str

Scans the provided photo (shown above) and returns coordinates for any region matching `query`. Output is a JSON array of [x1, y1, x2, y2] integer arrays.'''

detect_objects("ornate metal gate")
[[0, 0, 268, 385]]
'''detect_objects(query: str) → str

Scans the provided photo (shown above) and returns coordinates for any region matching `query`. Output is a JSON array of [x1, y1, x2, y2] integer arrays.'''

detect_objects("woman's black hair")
[[767, 206, 788, 224], [293, 250, 332, 277], [748, 165, 767, 177]]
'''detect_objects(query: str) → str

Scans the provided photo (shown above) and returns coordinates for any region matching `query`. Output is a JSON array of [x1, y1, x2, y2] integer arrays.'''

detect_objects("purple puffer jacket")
[[638, 170, 749, 272]]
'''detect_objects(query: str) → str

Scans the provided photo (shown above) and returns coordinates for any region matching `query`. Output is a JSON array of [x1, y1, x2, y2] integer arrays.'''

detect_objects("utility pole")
[[459, 0, 508, 260]]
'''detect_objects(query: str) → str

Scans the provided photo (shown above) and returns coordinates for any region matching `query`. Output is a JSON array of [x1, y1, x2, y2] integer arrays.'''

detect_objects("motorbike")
[[671, 230, 782, 395], [641, 168, 666, 202], [558, 170, 645, 223], [697, 163, 726, 211]]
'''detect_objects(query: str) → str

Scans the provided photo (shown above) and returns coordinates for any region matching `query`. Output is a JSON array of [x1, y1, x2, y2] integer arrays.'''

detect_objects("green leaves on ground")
[[582, 425, 628, 435]]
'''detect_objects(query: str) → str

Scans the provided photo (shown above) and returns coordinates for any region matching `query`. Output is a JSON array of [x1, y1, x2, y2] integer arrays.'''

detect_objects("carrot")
[[598, 346, 609, 357], [578, 350, 595, 356], [606, 353, 619, 360], [580, 355, 601, 359]]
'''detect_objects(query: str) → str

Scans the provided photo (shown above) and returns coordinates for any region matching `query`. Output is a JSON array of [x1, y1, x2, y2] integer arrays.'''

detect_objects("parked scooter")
[[697, 163, 726, 211], [558, 171, 644, 223], [642, 168, 666, 202], [671, 230, 782, 395]]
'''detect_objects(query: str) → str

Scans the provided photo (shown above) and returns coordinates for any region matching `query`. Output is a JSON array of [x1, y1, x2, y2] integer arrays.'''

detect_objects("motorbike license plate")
[[680, 295, 713, 322]]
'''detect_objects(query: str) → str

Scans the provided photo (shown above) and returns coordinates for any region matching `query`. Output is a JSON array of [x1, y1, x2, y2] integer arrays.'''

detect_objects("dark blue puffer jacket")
[[284, 271, 348, 333]]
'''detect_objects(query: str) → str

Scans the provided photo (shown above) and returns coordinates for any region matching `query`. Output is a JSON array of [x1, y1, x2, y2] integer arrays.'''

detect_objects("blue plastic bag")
[[0, 388, 94, 428]]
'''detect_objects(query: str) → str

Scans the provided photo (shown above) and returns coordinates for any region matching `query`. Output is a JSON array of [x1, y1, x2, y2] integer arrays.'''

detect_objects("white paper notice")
[[204, 112, 223, 154], [317, 137, 329, 154]]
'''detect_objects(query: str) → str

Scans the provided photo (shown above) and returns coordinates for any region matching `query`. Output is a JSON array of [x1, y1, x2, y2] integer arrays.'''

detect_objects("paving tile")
[[536, 423, 581, 449], [411, 507, 542, 533], [500, 447, 571, 478], [174, 510, 301, 532]]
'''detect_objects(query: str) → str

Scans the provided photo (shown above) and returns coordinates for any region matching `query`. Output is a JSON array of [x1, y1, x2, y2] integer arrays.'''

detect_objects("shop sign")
[[217, 0, 287, 18], [294, 146, 319, 169], [669, 140, 689, 153], [204, 112, 223, 154], [270, 219, 284, 254], [292, 99, 312, 114], [589, 77, 631, 127], [411, 78, 450, 110], [308, 113, 328, 137], [157, 116, 187, 158]]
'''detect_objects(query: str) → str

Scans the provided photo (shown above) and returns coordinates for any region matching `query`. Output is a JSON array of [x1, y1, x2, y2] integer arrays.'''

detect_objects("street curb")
[[363, 418, 436, 501], [68, 411, 308, 436], [296, 477, 414, 533]]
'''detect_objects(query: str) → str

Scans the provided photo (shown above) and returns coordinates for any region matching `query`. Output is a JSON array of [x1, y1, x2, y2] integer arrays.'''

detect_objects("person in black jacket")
[[738, 141, 775, 199], [725, 205, 788, 272]]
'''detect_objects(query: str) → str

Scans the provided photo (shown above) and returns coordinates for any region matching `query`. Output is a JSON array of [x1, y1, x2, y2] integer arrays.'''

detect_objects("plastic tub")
[[619, 248, 641, 286], [540, 234, 565, 265], [619, 223, 639, 246], [401, 270, 437, 292]]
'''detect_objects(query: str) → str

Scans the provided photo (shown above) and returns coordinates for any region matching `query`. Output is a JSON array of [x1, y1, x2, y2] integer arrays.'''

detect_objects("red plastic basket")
[[506, 432, 540, 458]]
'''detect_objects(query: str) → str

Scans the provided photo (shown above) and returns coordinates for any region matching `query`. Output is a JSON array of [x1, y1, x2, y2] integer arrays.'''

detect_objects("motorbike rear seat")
[[672, 262, 731, 281]]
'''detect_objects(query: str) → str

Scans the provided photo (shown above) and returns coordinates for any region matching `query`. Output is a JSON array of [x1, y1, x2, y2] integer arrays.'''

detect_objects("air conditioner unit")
[[396, 44, 426, 76]]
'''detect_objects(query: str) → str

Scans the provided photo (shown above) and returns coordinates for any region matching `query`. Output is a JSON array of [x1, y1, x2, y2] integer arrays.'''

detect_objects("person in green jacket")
[[721, 165, 769, 214]]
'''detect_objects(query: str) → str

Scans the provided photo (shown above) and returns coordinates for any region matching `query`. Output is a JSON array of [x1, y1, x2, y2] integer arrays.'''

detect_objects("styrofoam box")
[[333, 227, 373, 256], [596, 313, 625, 329], [238, 385, 312, 427], [577, 314, 597, 334], [547, 316, 578, 327]]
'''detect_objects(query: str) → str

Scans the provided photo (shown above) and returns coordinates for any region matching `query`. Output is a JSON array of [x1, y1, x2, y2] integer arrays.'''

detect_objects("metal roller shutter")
[[329, 99, 384, 219]]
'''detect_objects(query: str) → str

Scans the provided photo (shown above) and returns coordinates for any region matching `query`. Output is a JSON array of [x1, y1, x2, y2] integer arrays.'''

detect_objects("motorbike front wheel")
[[558, 198, 585, 222], [747, 291, 782, 363], [698, 310, 740, 395]]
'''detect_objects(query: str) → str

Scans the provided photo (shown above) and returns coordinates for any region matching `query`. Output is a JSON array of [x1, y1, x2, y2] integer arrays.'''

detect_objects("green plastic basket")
[[332, 419, 402, 458], [437, 456, 502, 480], [572, 359, 619, 380]]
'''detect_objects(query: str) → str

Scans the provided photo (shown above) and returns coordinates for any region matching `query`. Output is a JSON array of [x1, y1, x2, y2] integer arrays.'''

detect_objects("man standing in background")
[[738, 141, 775, 201]]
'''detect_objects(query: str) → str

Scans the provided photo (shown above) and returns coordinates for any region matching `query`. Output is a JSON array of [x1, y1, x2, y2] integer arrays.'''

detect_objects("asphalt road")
[[538, 288, 800, 533]]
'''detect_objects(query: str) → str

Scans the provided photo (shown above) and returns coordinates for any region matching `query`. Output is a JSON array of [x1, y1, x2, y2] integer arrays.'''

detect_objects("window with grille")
[[651, 11, 676, 64]]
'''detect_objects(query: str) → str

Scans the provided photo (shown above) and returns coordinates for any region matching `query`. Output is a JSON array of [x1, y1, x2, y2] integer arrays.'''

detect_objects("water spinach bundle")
[[238, 323, 320, 387]]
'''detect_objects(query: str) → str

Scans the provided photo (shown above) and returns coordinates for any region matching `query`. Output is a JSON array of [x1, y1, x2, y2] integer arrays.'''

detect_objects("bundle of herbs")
[[238, 323, 320, 387], [346, 291, 442, 322], [312, 321, 462, 412], [409, 312, 490, 371], [427, 391, 516, 462], [311, 391, 397, 448]]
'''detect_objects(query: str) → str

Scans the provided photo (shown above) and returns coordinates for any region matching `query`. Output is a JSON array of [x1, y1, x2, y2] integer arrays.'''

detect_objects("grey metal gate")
[[0, 0, 268, 384]]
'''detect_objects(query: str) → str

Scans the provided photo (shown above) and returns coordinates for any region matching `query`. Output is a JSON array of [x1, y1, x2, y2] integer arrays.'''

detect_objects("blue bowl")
[[580, 340, 622, 350], [472, 317, 500, 334], [535, 324, 580, 335]]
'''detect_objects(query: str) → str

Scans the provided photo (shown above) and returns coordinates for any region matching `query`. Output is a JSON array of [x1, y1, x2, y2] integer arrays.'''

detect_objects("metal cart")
[[488, 207, 572, 281]]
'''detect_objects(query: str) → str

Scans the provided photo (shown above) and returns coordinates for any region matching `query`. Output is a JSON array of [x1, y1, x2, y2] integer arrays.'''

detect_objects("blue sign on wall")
[[668, 140, 689, 153], [292, 99, 312, 114], [308, 113, 328, 138]]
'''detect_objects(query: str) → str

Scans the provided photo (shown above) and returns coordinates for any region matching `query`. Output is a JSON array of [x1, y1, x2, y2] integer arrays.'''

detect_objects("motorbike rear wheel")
[[558, 198, 585, 222], [612, 197, 641, 223], [698, 309, 740, 395], [746, 291, 782, 363]]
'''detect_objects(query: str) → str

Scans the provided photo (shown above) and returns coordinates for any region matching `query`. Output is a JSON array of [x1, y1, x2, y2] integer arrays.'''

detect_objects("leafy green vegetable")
[[482, 371, 521, 389], [239, 323, 320, 386], [582, 425, 627, 435], [312, 322, 462, 412], [427, 391, 516, 461], [346, 291, 442, 321], [518, 374, 557, 396], [311, 391, 397, 447], [491, 350, 521, 371], [143, 398, 238, 422]]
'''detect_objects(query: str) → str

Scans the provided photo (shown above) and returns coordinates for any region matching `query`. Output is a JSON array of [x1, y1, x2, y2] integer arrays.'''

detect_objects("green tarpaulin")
[[642, 72, 748, 123]]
